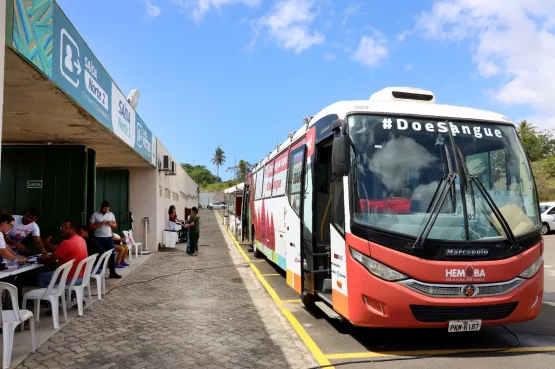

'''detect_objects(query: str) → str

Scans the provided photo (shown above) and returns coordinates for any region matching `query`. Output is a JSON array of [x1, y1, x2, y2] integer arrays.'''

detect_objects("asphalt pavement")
[[230, 227, 555, 369]]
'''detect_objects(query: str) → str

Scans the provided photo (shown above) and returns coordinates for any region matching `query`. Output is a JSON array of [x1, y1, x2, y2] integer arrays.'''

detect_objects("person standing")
[[184, 207, 200, 256], [89, 201, 121, 279]]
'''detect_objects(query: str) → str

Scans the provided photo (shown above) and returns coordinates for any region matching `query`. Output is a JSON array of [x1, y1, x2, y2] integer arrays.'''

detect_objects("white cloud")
[[343, 2, 362, 25], [144, 0, 161, 17], [254, 0, 325, 53], [414, 0, 555, 125], [324, 52, 336, 61], [404, 63, 413, 71], [352, 35, 388, 66], [172, 0, 262, 23]]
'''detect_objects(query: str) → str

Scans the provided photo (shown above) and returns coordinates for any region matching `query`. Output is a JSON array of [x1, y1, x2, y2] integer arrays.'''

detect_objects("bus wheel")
[[301, 290, 316, 309]]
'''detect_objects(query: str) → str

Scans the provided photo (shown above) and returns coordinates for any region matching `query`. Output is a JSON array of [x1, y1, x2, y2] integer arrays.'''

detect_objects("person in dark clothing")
[[183, 207, 200, 256], [76, 225, 105, 266]]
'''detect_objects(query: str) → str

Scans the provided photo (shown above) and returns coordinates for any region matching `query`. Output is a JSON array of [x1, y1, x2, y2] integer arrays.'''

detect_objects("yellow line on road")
[[262, 273, 281, 277], [281, 299, 302, 303], [216, 212, 333, 369], [326, 346, 555, 360]]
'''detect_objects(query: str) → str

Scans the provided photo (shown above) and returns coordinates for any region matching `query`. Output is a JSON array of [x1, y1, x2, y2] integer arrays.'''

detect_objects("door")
[[95, 170, 130, 236], [241, 184, 250, 241], [284, 145, 307, 294]]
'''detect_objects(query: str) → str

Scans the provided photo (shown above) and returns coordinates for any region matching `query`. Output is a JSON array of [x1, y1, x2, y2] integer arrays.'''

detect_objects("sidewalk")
[[16, 211, 316, 369]]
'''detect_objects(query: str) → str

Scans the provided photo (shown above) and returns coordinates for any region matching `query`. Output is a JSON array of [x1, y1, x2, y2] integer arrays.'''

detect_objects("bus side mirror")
[[331, 119, 351, 177]]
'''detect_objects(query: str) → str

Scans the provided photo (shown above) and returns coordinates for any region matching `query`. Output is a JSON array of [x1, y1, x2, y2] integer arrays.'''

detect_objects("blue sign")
[[51, 3, 112, 129], [135, 114, 155, 163]]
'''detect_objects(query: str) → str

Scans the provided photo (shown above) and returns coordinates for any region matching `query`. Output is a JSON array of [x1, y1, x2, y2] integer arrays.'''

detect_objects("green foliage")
[[517, 120, 555, 202], [211, 146, 227, 183], [180, 163, 220, 187], [203, 180, 241, 192]]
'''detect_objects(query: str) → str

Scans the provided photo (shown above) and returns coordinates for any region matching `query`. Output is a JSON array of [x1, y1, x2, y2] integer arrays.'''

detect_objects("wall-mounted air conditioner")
[[160, 155, 171, 171]]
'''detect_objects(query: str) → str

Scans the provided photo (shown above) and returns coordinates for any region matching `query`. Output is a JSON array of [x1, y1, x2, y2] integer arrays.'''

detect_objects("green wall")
[[0, 145, 90, 247], [95, 170, 130, 236]]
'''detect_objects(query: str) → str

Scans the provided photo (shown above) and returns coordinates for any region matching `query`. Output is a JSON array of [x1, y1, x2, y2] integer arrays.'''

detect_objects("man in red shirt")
[[37, 220, 89, 288]]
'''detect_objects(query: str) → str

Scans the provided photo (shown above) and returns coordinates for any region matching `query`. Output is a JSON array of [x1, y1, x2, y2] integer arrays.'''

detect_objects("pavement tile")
[[16, 212, 315, 369]]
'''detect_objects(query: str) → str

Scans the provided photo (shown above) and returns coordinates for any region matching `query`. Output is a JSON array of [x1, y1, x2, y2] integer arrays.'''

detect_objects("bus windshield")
[[348, 114, 540, 242]]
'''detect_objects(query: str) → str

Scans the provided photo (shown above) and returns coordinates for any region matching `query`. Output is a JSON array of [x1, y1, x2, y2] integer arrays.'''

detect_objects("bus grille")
[[410, 302, 518, 323]]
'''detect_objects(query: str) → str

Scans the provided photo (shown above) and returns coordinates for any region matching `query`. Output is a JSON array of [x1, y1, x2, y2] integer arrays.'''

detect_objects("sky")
[[56, 0, 555, 181]]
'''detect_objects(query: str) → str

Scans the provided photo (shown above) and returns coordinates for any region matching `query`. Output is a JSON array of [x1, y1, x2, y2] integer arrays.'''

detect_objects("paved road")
[[235, 232, 555, 369], [17, 211, 315, 369]]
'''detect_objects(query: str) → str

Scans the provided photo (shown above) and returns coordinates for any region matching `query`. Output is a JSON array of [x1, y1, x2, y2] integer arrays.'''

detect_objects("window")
[[180, 191, 186, 199], [255, 169, 264, 200], [287, 146, 306, 215], [262, 160, 275, 198], [272, 151, 288, 197], [332, 178, 345, 234], [172, 192, 179, 201], [164, 188, 170, 199]]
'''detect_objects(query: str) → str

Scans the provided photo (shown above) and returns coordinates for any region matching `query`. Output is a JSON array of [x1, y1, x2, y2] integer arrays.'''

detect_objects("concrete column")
[[0, 0, 6, 180]]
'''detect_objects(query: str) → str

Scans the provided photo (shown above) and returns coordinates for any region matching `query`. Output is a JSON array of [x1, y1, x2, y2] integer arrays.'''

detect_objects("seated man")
[[112, 233, 129, 268], [76, 225, 105, 266], [37, 220, 89, 288], [4, 208, 55, 257]]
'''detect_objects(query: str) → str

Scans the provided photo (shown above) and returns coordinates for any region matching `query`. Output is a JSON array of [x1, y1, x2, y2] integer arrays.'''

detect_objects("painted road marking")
[[326, 346, 555, 360], [215, 212, 333, 369], [282, 299, 302, 303], [262, 273, 281, 277]]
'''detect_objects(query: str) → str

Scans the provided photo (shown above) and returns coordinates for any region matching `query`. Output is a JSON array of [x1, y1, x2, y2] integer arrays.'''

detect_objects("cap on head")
[[101, 200, 110, 208]]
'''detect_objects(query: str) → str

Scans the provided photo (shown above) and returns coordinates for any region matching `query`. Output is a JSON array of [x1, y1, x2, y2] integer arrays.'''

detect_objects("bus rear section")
[[320, 110, 544, 330]]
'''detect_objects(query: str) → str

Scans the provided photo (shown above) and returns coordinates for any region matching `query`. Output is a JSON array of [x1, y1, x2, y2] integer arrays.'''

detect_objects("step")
[[315, 301, 341, 320]]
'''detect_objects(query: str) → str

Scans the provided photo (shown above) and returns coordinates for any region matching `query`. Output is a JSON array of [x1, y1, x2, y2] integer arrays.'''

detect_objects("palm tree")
[[238, 160, 252, 182], [212, 146, 226, 182]]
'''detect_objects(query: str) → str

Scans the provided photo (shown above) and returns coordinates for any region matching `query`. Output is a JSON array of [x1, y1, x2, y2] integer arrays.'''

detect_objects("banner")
[[52, 3, 112, 129]]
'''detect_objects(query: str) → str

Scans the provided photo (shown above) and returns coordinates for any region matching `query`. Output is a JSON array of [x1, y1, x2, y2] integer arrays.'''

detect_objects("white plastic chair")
[[123, 230, 141, 259], [91, 249, 114, 300], [22, 260, 74, 330], [0, 282, 35, 369], [65, 255, 98, 316]]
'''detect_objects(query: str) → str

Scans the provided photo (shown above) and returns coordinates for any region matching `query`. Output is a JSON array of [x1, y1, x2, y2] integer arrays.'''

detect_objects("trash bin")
[[163, 230, 178, 248]]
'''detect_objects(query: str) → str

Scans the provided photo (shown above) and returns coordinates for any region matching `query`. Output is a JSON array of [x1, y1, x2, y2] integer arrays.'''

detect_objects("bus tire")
[[253, 242, 263, 258], [301, 290, 316, 309]]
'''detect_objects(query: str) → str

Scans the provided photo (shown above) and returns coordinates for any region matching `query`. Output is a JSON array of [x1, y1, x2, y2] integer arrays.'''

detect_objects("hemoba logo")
[[445, 264, 486, 282]]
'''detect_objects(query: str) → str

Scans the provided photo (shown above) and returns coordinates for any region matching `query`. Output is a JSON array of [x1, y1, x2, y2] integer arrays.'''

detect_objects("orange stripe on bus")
[[332, 289, 349, 319]]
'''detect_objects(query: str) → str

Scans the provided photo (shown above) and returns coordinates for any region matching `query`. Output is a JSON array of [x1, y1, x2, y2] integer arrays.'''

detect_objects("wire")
[[103, 261, 251, 296], [307, 324, 520, 369]]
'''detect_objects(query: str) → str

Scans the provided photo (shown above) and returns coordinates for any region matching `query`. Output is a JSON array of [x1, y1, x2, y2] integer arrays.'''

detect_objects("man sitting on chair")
[[37, 220, 88, 288]]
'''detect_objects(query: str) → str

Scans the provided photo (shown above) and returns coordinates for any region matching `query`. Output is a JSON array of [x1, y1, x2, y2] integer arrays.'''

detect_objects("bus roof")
[[250, 87, 514, 172]]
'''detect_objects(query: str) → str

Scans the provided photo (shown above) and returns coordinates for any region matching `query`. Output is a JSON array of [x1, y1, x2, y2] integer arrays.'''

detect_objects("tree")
[[226, 159, 253, 182], [180, 163, 219, 186], [211, 146, 226, 183]]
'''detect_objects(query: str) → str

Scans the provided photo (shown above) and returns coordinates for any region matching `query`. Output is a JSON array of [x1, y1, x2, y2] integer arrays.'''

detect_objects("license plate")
[[447, 319, 482, 332]]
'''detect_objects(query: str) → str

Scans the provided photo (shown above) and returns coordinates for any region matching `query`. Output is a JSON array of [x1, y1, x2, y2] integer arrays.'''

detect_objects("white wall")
[[155, 139, 198, 248], [128, 167, 158, 251]]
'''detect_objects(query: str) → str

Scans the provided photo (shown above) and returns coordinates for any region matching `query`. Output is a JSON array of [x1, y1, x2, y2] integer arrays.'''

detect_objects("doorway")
[[95, 170, 130, 235]]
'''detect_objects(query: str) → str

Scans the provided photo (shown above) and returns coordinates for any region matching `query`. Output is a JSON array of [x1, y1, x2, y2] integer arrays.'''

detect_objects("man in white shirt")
[[89, 201, 121, 279], [0, 212, 28, 263], [3, 208, 53, 257]]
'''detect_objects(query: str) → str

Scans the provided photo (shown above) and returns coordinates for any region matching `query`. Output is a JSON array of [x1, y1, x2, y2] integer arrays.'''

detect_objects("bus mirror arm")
[[331, 119, 351, 177]]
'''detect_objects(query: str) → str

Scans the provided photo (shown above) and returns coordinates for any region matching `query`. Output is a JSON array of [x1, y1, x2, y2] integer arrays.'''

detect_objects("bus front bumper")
[[346, 263, 544, 329]]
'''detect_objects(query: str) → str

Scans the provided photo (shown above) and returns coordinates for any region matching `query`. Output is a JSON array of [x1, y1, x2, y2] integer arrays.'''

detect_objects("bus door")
[[241, 184, 250, 242], [284, 145, 306, 294]]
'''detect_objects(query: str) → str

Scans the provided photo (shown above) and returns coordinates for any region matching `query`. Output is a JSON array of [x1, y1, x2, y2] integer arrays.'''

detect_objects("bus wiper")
[[469, 174, 520, 251], [446, 124, 470, 241], [410, 172, 457, 250]]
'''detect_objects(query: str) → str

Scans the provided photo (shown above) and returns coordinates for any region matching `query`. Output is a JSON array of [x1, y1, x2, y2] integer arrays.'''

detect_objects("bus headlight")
[[519, 255, 543, 279], [350, 247, 408, 282]]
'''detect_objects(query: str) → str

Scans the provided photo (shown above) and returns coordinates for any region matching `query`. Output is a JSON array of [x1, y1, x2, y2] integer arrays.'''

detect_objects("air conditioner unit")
[[160, 155, 171, 171], [171, 160, 175, 173]]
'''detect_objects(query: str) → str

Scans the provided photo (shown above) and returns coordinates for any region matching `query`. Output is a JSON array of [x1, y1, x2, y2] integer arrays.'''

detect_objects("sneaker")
[[116, 264, 125, 269], [121, 261, 130, 266], [109, 273, 122, 279]]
